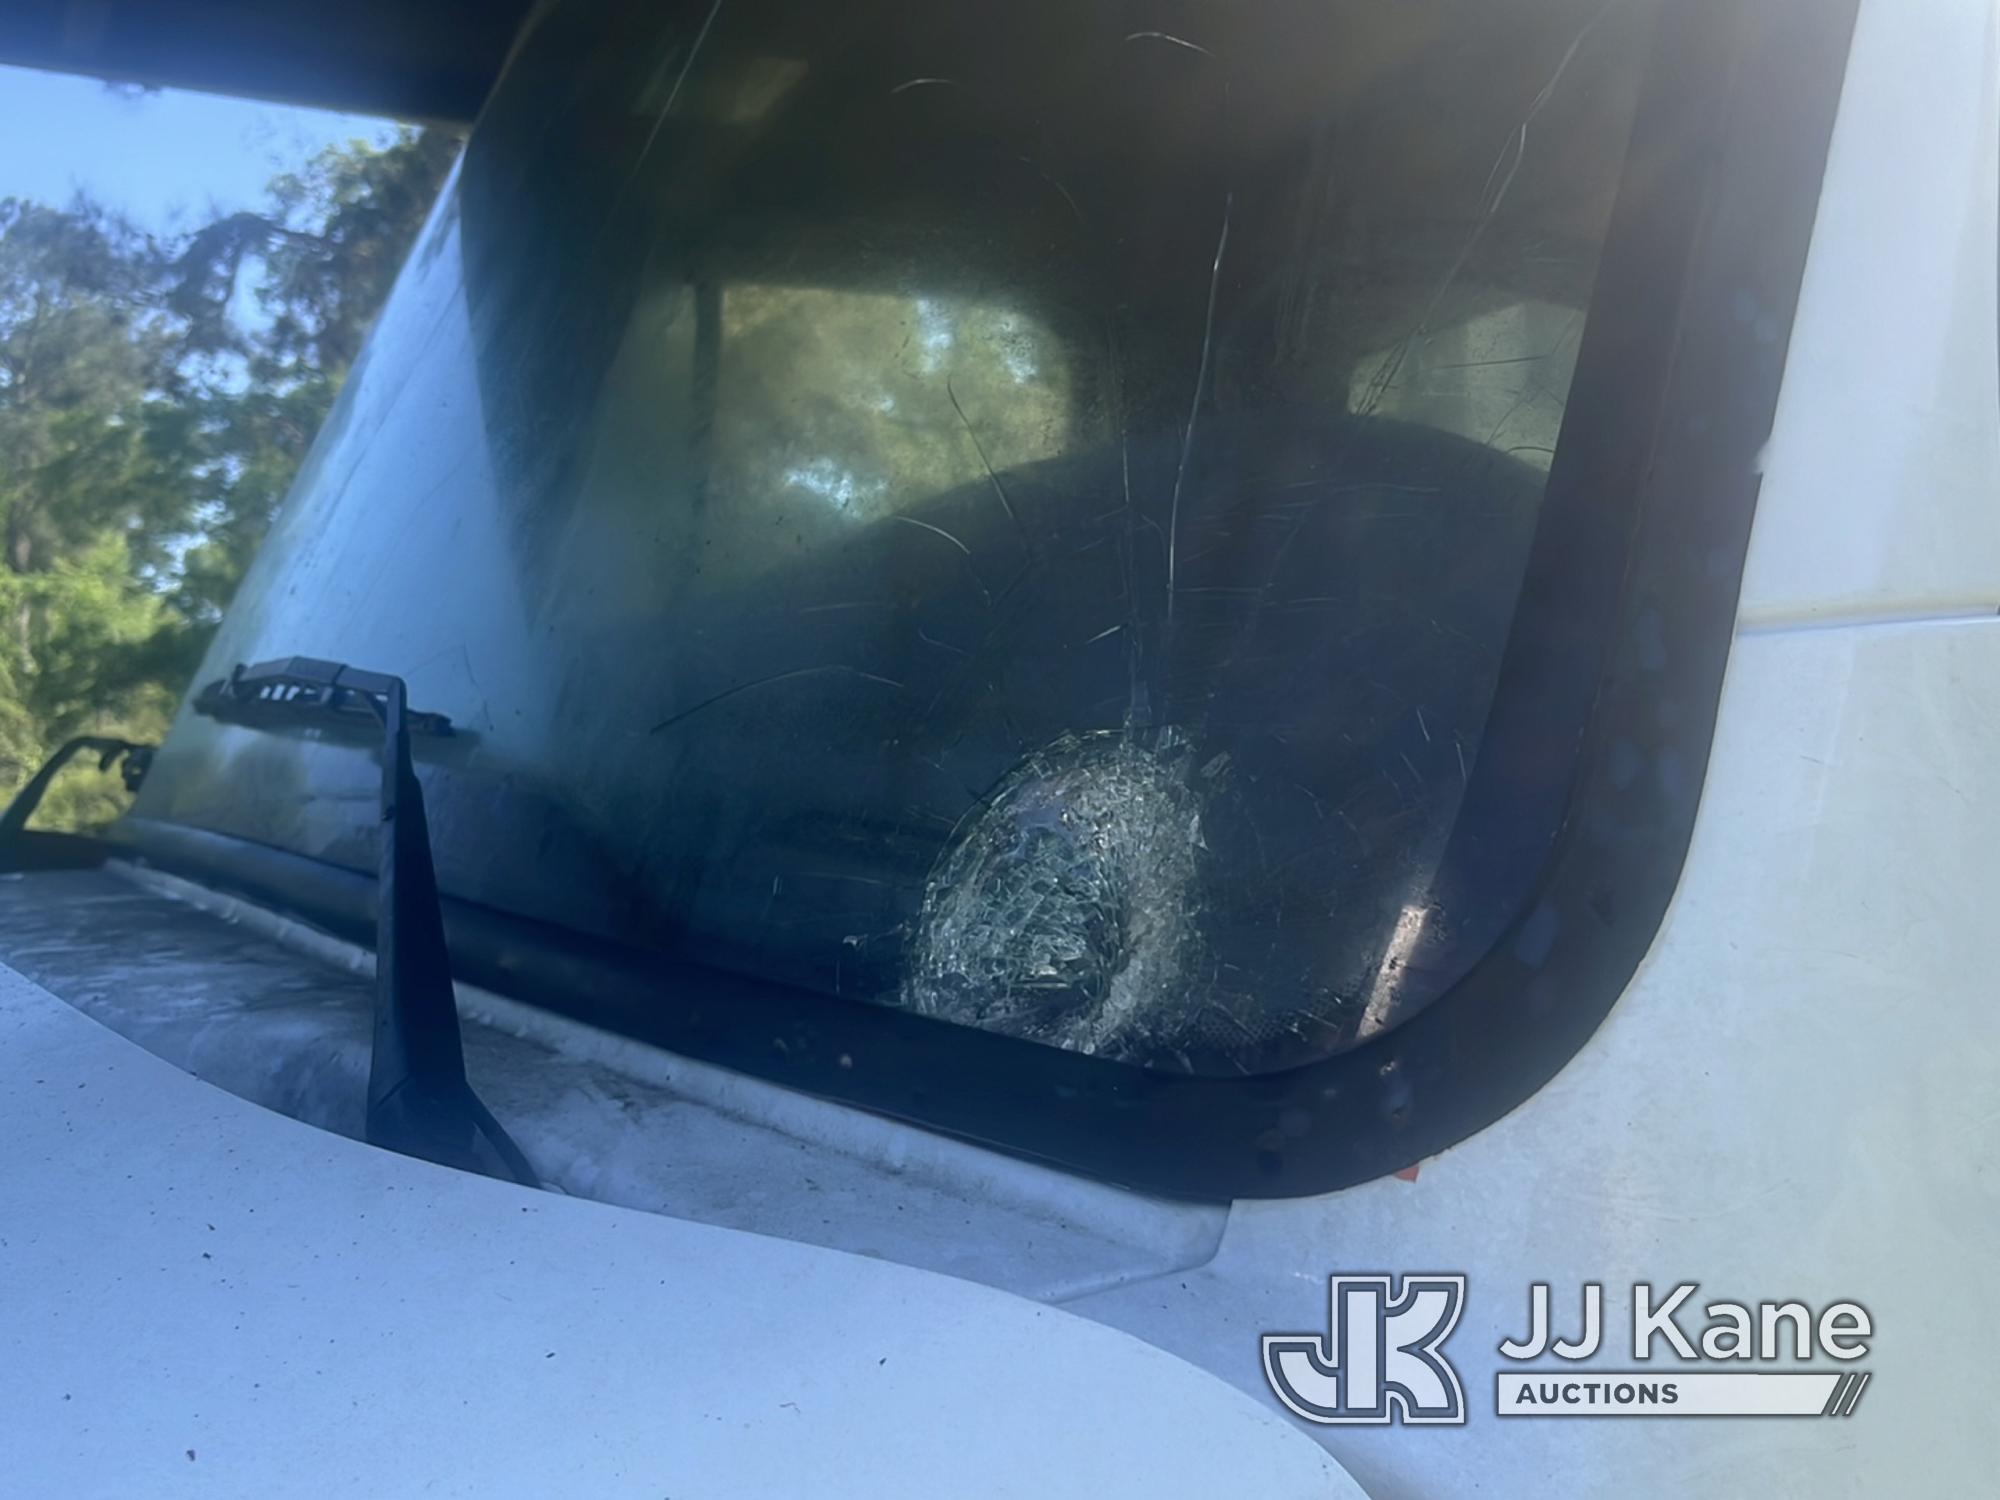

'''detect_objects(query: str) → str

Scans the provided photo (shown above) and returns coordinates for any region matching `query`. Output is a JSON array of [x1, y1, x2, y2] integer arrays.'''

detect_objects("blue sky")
[[0, 63, 397, 232]]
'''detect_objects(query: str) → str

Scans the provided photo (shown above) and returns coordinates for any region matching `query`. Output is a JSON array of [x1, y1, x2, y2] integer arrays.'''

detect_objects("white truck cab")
[[1, 0, 1994, 1493]]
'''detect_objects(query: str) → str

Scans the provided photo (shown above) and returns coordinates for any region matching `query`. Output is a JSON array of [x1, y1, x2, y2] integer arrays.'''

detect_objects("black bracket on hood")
[[194, 657, 537, 1188]]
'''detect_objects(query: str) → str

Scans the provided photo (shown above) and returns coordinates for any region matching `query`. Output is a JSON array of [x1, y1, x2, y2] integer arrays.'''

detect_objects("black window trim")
[[95, 0, 1860, 1202]]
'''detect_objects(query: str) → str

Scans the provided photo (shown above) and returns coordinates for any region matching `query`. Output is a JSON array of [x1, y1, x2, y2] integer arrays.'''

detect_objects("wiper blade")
[[193, 657, 455, 739], [194, 656, 537, 1189]]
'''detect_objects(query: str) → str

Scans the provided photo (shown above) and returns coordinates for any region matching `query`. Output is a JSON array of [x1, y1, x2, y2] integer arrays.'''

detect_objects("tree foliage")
[[0, 123, 454, 830]]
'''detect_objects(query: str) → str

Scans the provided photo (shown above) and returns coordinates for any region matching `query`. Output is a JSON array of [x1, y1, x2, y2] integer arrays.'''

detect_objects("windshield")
[[132, 0, 1658, 1075]]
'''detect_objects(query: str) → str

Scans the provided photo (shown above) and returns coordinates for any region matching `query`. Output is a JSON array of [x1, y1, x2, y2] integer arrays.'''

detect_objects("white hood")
[[0, 962, 1356, 1498]]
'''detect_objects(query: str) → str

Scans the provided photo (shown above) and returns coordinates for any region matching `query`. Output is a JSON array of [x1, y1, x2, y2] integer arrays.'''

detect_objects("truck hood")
[[0, 961, 1355, 1498]]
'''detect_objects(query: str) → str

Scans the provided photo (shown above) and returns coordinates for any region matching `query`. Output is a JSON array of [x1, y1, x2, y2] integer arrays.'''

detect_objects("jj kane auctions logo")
[[1263, 1278, 1873, 1424]]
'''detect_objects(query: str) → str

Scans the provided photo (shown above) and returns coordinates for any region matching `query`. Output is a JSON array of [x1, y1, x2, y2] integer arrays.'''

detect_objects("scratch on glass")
[[891, 513, 973, 556], [1354, 0, 1619, 421], [649, 664, 903, 734], [1122, 31, 1216, 58], [1166, 191, 1233, 625], [627, 0, 728, 183], [945, 377, 1027, 549]]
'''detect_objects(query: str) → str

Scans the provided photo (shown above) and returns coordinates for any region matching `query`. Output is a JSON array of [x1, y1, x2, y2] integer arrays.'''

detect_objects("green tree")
[[0, 123, 455, 832], [0, 198, 190, 828], [166, 126, 457, 632]]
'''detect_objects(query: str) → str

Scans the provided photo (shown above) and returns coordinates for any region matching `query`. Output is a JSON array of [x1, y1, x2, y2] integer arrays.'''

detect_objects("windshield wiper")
[[194, 657, 538, 1188], [0, 737, 153, 869]]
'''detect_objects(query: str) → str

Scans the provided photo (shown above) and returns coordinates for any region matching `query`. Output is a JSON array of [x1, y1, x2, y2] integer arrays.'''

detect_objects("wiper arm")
[[194, 657, 537, 1188]]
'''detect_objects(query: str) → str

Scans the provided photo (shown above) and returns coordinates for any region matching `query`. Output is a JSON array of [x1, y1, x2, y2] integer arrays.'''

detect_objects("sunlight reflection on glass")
[[718, 284, 1070, 522], [1348, 299, 1583, 471]]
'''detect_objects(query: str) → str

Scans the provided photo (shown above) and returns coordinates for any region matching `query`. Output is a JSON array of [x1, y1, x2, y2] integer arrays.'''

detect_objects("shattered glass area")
[[907, 731, 1206, 1061]]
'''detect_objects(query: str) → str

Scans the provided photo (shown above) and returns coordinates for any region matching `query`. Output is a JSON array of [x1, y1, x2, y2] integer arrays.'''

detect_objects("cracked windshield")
[[124, 0, 1658, 1075]]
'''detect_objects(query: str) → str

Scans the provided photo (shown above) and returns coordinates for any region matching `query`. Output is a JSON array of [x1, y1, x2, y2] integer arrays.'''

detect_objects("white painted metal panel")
[[0, 964, 1355, 1500], [1072, 616, 2000, 1497], [1738, 0, 2000, 624]]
